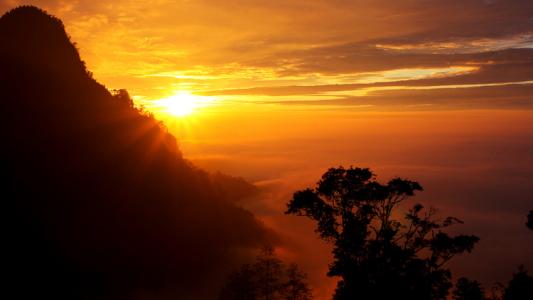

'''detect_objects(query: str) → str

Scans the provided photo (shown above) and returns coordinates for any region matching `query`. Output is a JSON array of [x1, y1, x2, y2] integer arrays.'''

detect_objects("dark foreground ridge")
[[1, 6, 272, 300]]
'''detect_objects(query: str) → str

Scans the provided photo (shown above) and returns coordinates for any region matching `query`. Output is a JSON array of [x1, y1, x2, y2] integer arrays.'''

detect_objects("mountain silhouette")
[[1, 6, 273, 300]]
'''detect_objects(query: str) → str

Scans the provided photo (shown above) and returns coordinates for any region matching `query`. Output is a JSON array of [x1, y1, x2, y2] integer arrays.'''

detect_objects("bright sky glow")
[[154, 91, 215, 117]]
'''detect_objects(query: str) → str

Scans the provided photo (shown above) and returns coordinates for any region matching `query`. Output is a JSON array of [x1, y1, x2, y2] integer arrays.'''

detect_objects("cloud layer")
[[3, 0, 532, 106]]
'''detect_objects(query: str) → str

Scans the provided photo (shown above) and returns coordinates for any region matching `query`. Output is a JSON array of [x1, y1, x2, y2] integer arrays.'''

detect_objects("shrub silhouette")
[[453, 277, 485, 300], [219, 247, 312, 300], [1, 6, 272, 300], [281, 263, 313, 300], [286, 166, 479, 300], [503, 266, 533, 300]]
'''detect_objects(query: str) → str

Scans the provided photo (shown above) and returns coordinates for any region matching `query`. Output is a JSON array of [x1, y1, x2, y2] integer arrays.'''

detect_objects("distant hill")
[[1, 6, 273, 300]]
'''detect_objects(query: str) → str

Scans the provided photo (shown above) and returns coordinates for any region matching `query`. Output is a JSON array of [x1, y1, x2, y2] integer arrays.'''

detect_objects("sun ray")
[[155, 91, 209, 117]]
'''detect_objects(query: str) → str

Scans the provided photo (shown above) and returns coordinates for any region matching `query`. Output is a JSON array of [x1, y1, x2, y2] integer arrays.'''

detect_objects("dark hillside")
[[1, 6, 272, 300]]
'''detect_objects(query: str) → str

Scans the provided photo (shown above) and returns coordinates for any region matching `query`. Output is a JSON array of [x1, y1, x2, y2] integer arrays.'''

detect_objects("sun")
[[157, 91, 200, 117]]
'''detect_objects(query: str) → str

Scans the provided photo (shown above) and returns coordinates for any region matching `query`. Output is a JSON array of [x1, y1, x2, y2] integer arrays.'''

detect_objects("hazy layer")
[[166, 106, 533, 299]]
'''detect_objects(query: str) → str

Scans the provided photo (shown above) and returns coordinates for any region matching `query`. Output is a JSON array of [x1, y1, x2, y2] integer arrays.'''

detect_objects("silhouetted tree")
[[219, 264, 258, 300], [527, 211, 533, 230], [219, 247, 313, 300], [503, 266, 533, 300], [281, 264, 312, 300], [255, 247, 284, 300], [286, 167, 479, 300], [453, 277, 485, 300]]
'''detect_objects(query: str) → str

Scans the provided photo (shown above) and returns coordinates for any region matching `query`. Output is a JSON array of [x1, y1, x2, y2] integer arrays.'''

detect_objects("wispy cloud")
[[3, 0, 533, 104]]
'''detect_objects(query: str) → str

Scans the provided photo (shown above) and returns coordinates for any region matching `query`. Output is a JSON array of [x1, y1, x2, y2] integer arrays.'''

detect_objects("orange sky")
[[2, 1, 532, 299], [2, 0, 533, 105]]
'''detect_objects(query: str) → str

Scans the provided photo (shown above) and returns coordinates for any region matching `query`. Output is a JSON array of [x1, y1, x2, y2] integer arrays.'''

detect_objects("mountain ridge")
[[1, 6, 273, 300]]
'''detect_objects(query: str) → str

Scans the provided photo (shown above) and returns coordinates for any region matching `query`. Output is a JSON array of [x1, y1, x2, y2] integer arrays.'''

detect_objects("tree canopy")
[[219, 247, 312, 300], [503, 266, 533, 300], [286, 166, 479, 300], [453, 277, 485, 300]]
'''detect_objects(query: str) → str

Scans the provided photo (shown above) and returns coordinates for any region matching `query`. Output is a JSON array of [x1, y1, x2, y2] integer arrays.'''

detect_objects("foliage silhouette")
[[503, 266, 533, 300], [286, 166, 479, 300], [255, 247, 285, 300], [281, 264, 313, 300], [1, 6, 273, 300], [219, 247, 312, 300], [453, 277, 485, 300]]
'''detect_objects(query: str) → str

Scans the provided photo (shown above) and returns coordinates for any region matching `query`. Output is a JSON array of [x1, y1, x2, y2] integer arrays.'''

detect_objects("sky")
[[2, 1, 532, 299]]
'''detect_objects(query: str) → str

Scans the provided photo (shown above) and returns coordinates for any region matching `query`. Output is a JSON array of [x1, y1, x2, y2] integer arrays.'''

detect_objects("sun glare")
[[157, 91, 203, 117]]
